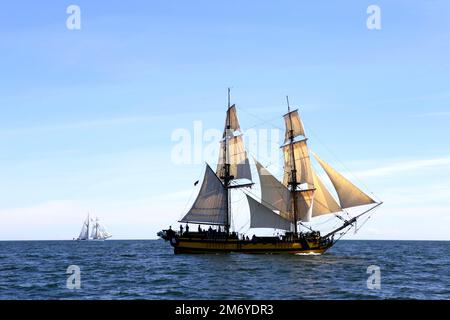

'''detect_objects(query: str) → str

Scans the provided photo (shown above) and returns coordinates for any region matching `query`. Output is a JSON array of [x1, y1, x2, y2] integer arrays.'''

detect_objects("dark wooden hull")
[[166, 233, 333, 254]]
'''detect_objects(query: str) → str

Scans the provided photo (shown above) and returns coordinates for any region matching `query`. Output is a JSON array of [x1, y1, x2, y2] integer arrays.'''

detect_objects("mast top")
[[228, 88, 231, 109], [286, 95, 291, 113]]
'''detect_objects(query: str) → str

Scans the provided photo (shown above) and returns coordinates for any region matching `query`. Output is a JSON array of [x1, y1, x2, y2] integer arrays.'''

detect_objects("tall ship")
[[159, 91, 382, 254], [76, 214, 112, 241]]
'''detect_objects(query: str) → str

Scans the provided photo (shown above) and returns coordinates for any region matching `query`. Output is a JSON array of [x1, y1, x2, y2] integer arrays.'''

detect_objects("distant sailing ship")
[[76, 214, 112, 241], [159, 90, 382, 254]]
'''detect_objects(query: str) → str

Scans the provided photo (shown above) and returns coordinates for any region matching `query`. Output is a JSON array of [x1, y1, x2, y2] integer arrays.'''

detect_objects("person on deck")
[[198, 225, 202, 233], [185, 224, 189, 233], [208, 226, 212, 237], [180, 225, 183, 235]]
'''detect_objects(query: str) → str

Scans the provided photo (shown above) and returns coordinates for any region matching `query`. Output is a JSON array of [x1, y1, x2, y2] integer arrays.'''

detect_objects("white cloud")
[[353, 155, 450, 178]]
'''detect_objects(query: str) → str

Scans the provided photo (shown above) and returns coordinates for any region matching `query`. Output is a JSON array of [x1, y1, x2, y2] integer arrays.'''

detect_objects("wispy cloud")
[[0, 115, 162, 136], [354, 155, 450, 178]]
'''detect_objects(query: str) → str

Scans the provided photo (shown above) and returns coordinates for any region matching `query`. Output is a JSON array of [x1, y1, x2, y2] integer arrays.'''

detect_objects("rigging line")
[[245, 164, 338, 231], [305, 123, 382, 203], [242, 119, 284, 132], [355, 216, 371, 233], [335, 225, 353, 242], [236, 220, 250, 233], [235, 105, 285, 132], [237, 187, 306, 231], [177, 167, 204, 223], [249, 151, 286, 177], [355, 205, 380, 232], [309, 215, 338, 226]]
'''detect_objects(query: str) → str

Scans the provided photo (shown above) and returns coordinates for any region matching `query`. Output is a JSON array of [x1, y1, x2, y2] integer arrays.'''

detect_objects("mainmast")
[[286, 96, 299, 235]]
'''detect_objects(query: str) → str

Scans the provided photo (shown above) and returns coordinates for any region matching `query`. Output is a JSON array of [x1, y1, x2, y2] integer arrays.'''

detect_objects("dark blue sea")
[[0, 240, 448, 300]]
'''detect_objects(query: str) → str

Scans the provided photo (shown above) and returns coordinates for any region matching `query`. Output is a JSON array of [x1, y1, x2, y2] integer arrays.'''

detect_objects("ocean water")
[[0, 240, 448, 300]]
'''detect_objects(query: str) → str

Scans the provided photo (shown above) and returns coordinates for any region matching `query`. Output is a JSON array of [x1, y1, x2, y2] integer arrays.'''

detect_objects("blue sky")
[[0, 1, 449, 240]]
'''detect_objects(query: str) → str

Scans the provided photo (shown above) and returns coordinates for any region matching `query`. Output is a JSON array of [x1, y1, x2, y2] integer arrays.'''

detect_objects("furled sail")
[[312, 169, 342, 217], [223, 104, 240, 137], [246, 195, 292, 231], [282, 140, 314, 187], [283, 109, 306, 143], [255, 160, 291, 214], [313, 153, 376, 209], [180, 164, 228, 225]]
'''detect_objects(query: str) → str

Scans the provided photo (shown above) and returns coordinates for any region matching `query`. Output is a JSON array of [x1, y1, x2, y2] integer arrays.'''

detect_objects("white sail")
[[98, 225, 110, 239], [180, 164, 228, 225], [255, 159, 291, 214], [246, 195, 292, 231], [222, 104, 240, 137], [312, 169, 342, 217], [77, 215, 90, 240], [313, 153, 376, 209], [216, 104, 251, 182], [89, 217, 111, 240], [90, 221, 97, 239], [99, 225, 112, 239], [294, 189, 314, 222], [283, 109, 306, 144], [282, 139, 314, 187], [216, 134, 252, 181]]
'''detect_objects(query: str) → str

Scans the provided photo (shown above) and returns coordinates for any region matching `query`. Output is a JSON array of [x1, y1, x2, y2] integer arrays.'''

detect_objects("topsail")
[[216, 105, 252, 183], [283, 109, 306, 144], [282, 139, 314, 187], [222, 104, 240, 137]]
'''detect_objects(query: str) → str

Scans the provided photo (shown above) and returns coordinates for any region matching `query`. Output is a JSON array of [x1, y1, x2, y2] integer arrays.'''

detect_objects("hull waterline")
[[160, 231, 334, 255]]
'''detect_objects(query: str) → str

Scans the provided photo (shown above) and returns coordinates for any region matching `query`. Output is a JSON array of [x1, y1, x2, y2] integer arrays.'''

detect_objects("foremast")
[[179, 89, 253, 232], [221, 88, 232, 233], [286, 96, 299, 235]]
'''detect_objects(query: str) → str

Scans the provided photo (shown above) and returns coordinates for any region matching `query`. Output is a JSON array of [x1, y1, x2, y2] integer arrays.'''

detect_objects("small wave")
[[295, 252, 323, 256]]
